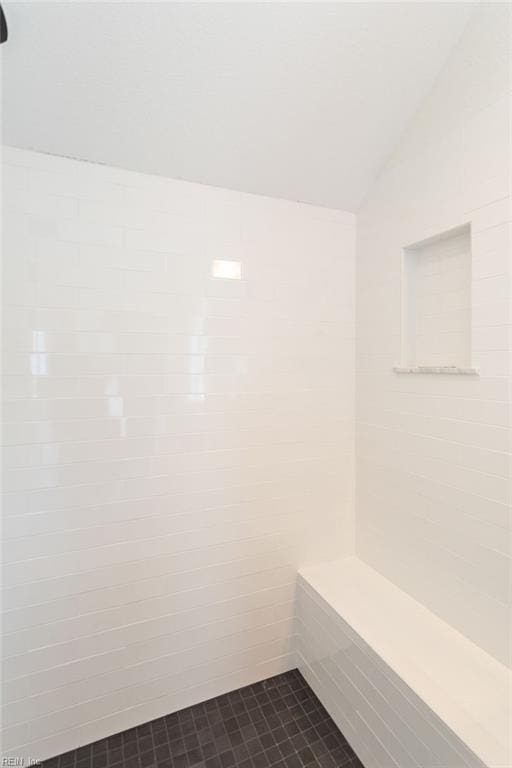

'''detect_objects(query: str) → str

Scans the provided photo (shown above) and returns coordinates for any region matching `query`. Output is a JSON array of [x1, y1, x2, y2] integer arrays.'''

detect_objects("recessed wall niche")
[[397, 224, 476, 374]]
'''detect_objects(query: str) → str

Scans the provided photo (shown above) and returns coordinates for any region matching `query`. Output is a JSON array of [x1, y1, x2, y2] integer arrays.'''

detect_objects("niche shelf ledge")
[[393, 365, 479, 375]]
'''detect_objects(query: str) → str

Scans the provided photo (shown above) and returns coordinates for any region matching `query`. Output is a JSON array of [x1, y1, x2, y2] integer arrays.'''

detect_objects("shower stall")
[[1, 3, 510, 768]]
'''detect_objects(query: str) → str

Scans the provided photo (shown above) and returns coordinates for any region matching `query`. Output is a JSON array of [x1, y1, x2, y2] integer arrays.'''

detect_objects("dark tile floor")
[[42, 670, 364, 768]]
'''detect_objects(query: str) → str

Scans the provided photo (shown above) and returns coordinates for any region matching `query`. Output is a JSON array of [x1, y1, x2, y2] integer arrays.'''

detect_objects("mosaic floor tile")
[[42, 669, 364, 768]]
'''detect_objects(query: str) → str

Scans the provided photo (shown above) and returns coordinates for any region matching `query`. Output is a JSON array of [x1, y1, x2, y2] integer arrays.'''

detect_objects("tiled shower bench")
[[296, 558, 511, 768]]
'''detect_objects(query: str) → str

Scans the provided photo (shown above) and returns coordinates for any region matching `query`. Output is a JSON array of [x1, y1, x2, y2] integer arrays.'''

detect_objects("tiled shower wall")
[[1, 146, 356, 761], [356, 3, 511, 666]]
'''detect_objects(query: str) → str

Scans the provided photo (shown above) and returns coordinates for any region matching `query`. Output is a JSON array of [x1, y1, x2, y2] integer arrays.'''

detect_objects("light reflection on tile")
[[32, 330, 46, 352], [30, 352, 48, 376], [211, 259, 242, 280], [108, 397, 124, 418]]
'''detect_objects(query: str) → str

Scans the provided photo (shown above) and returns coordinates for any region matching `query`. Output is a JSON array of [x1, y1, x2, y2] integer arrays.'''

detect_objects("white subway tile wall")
[[356, 3, 511, 666], [1, 146, 356, 761]]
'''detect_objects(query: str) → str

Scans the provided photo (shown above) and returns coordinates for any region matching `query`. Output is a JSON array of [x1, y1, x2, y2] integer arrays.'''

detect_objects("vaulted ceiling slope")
[[2, 2, 476, 210]]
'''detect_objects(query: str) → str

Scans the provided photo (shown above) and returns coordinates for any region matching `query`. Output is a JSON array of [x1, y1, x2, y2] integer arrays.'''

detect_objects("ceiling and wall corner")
[[1, 1, 476, 211]]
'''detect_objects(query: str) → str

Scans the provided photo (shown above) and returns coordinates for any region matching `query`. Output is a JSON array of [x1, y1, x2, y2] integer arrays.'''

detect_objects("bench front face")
[[295, 568, 493, 768]]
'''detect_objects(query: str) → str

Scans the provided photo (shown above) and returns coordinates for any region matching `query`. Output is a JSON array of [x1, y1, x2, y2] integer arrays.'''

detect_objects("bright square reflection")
[[211, 259, 242, 280]]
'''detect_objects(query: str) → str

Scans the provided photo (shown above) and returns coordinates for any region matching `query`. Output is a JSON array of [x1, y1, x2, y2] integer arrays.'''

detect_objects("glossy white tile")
[[1, 145, 356, 761]]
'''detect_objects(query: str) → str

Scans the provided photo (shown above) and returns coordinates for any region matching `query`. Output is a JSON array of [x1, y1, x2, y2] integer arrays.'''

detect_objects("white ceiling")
[[2, 2, 475, 210]]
